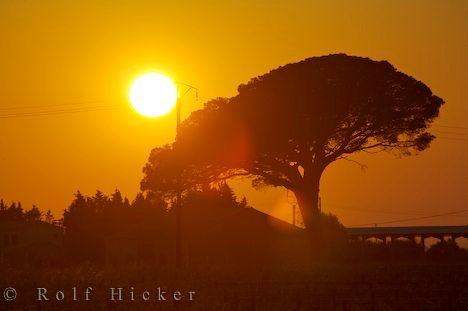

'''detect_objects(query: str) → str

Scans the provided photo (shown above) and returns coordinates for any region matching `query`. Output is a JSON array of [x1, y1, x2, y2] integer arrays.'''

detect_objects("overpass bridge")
[[345, 225, 468, 247]]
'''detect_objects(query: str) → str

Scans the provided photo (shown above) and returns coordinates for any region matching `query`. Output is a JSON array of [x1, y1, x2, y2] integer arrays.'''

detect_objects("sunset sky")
[[1, 0, 467, 227]]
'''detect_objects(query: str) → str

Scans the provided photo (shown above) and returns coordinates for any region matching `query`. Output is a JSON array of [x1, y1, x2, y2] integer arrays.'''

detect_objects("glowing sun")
[[129, 73, 178, 117]]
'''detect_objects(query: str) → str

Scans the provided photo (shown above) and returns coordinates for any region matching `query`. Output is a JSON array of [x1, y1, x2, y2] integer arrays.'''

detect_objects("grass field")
[[1, 261, 467, 310]]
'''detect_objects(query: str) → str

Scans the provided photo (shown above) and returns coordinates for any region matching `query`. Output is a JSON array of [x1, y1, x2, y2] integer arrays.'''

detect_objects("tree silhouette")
[[62, 189, 168, 262], [142, 54, 444, 240], [44, 210, 55, 224], [24, 205, 42, 221], [141, 144, 214, 202], [0, 199, 51, 223]]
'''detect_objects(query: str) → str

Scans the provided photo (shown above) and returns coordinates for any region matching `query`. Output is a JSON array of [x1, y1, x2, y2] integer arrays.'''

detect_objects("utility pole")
[[174, 83, 197, 268], [175, 97, 182, 267]]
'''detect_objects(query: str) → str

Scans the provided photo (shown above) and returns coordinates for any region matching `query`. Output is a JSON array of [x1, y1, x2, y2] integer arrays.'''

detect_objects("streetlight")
[[129, 73, 197, 267]]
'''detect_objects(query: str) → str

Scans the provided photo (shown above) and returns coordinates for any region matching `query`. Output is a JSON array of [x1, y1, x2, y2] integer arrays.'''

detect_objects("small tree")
[[44, 210, 55, 224], [24, 205, 42, 222]]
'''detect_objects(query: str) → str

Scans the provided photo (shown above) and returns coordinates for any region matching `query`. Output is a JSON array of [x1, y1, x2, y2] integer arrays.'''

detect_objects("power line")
[[433, 124, 468, 130], [432, 130, 468, 136], [1, 99, 468, 141], [436, 136, 468, 143], [0, 104, 124, 119], [0, 99, 120, 111], [0, 98, 203, 118], [324, 202, 468, 219], [324, 202, 437, 217], [348, 209, 468, 227]]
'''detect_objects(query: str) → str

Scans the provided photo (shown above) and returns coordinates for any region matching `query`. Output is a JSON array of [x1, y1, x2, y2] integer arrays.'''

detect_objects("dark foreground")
[[1, 262, 467, 311]]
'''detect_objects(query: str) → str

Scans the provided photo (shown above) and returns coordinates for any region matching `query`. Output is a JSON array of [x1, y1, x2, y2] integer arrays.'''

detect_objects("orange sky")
[[0, 1, 467, 228]]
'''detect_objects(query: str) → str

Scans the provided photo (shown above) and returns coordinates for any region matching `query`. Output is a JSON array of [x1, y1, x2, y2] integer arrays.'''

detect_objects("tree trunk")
[[293, 184, 320, 230], [292, 169, 325, 254], [292, 167, 347, 259], [293, 167, 322, 229]]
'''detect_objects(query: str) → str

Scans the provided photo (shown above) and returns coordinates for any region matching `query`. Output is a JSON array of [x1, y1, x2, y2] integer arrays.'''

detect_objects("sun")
[[129, 73, 178, 117]]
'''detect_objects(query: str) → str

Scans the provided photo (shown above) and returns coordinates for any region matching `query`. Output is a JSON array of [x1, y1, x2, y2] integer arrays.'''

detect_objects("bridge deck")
[[345, 225, 468, 238]]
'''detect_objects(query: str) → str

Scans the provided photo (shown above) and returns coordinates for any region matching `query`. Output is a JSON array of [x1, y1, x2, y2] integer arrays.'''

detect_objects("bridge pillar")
[[384, 236, 389, 246]]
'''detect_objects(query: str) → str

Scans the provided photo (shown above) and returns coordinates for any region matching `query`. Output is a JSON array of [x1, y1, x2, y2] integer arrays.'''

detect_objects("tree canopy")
[[0, 199, 53, 223], [141, 54, 444, 232]]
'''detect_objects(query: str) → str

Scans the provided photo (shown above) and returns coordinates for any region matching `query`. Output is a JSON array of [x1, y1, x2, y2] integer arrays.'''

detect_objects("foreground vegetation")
[[1, 261, 467, 310], [2, 188, 467, 310]]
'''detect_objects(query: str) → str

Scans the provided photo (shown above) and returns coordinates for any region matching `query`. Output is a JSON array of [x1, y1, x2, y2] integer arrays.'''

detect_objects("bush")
[[427, 240, 468, 261]]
